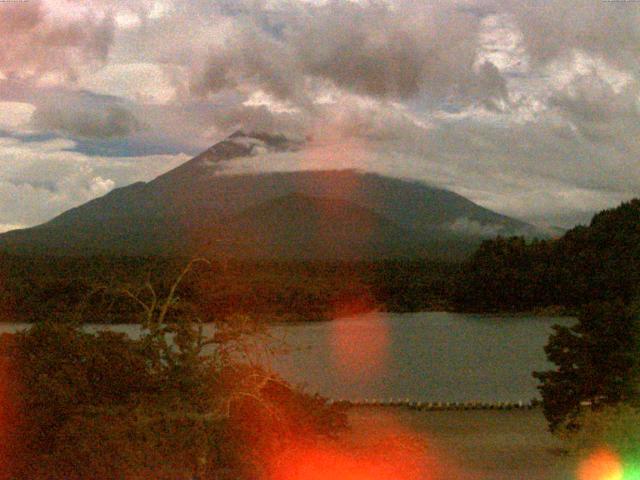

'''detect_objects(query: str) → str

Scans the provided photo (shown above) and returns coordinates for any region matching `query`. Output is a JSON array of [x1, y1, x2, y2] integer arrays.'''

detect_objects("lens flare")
[[0, 353, 20, 480], [268, 413, 451, 480], [578, 448, 624, 480], [330, 312, 390, 382], [303, 126, 370, 176], [622, 464, 640, 480]]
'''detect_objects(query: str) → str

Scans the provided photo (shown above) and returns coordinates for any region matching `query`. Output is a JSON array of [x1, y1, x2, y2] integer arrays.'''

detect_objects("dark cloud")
[[191, 1, 508, 107], [191, 23, 308, 105], [31, 93, 140, 139], [549, 74, 640, 154], [501, 0, 640, 71]]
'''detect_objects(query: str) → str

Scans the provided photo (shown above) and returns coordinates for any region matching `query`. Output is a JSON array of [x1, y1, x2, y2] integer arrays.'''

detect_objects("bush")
[[0, 260, 347, 479], [534, 300, 640, 432]]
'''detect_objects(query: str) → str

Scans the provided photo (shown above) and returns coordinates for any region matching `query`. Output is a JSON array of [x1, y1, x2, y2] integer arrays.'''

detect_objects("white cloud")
[[0, 136, 188, 228], [0, 102, 36, 133], [0, 224, 26, 234], [149, 0, 173, 19], [115, 10, 142, 29], [475, 13, 528, 76], [78, 63, 182, 105], [89, 176, 116, 195]]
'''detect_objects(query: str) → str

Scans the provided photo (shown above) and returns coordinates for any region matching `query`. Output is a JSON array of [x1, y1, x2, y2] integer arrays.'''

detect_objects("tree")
[[452, 199, 640, 314], [0, 259, 346, 479], [533, 300, 639, 432], [453, 236, 546, 312]]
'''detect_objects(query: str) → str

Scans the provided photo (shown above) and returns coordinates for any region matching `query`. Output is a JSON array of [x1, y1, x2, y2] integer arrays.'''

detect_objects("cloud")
[[0, 0, 114, 81], [289, 1, 505, 102], [191, 23, 308, 105], [0, 101, 36, 133], [77, 63, 183, 105], [0, 224, 26, 234], [502, 0, 640, 72], [31, 92, 141, 139], [191, 1, 508, 107], [448, 217, 510, 237], [0, 136, 187, 228], [549, 73, 640, 154]]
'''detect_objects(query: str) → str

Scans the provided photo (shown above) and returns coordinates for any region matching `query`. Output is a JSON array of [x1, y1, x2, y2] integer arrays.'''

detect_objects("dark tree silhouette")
[[533, 300, 639, 432], [454, 199, 640, 313]]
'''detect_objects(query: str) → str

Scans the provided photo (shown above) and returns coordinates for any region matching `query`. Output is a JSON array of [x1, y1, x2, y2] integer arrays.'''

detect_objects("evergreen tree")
[[534, 300, 639, 432]]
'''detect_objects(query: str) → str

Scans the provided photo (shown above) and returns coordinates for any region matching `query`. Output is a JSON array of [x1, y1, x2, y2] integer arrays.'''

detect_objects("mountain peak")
[[184, 130, 304, 166], [225, 130, 303, 151], [165, 130, 304, 176]]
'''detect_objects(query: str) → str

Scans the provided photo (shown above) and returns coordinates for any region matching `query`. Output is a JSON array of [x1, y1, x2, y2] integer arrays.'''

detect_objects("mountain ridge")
[[0, 132, 548, 260]]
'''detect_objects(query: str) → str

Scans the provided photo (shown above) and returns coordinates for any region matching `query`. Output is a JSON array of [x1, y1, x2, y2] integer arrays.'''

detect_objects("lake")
[[0, 312, 574, 403]]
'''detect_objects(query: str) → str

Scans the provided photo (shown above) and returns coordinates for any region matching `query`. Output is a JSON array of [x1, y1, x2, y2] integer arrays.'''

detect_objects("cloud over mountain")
[[191, 1, 509, 107], [0, 0, 638, 230]]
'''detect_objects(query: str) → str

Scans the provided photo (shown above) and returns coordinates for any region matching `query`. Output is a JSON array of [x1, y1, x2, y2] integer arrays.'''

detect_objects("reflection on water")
[[0, 312, 574, 403]]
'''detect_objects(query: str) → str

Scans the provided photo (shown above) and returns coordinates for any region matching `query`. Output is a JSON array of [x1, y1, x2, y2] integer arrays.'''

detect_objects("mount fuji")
[[0, 131, 546, 260]]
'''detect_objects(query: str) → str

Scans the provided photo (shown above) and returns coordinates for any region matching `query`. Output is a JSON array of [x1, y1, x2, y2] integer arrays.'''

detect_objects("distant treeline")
[[453, 199, 640, 313], [3, 199, 638, 323], [0, 256, 458, 323]]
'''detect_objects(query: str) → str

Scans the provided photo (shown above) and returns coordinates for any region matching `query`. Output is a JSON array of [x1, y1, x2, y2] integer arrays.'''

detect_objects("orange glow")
[[271, 445, 410, 480], [304, 124, 370, 177], [578, 448, 624, 480], [269, 415, 451, 480], [0, 354, 20, 480], [330, 312, 390, 381]]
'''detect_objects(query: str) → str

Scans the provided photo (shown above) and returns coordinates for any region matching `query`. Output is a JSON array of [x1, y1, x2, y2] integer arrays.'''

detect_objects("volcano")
[[0, 131, 546, 260]]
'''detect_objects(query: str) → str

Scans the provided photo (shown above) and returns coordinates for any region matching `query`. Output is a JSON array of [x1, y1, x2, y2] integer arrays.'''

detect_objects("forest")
[[1, 200, 640, 477], [0, 256, 457, 324], [0, 261, 348, 479], [1, 199, 640, 326], [453, 199, 640, 313]]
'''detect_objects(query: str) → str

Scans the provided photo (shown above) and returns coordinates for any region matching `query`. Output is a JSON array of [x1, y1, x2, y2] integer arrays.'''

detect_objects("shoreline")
[[0, 307, 576, 326]]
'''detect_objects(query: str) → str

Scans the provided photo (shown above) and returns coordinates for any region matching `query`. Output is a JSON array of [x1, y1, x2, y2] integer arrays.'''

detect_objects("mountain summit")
[[0, 132, 546, 260]]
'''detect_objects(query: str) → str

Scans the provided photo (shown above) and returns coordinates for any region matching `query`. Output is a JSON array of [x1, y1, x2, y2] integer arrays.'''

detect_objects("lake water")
[[0, 312, 574, 403]]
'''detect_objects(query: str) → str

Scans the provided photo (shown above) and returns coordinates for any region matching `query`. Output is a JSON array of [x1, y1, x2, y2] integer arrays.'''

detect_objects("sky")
[[0, 0, 639, 232]]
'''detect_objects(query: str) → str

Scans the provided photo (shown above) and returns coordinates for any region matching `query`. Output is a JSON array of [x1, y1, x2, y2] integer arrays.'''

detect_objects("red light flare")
[[329, 310, 390, 383], [303, 125, 370, 181], [578, 448, 624, 480], [298, 130, 376, 259], [0, 348, 22, 480], [268, 410, 459, 480]]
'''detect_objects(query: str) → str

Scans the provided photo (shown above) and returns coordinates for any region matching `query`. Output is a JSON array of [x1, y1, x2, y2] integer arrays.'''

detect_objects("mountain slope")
[[191, 193, 422, 260], [0, 132, 546, 259]]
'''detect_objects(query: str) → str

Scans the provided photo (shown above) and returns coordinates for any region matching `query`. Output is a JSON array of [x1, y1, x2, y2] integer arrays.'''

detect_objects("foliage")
[[533, 300, 640, 432], [453, 199, 640, 313], [0, 260, 347, 479], [0, 255, 458, 323]]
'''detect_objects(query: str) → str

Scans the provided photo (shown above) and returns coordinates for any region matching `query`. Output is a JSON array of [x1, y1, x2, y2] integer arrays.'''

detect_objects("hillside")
[[453, 199, 640, 312]]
